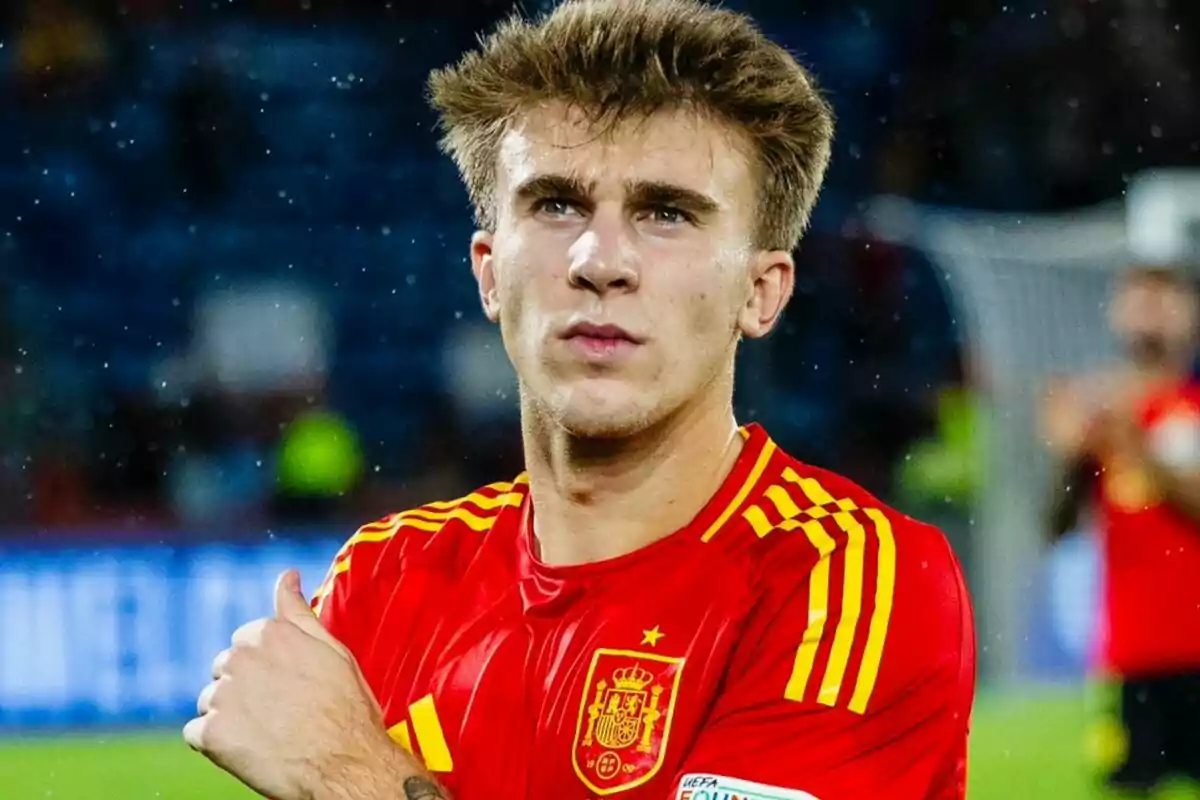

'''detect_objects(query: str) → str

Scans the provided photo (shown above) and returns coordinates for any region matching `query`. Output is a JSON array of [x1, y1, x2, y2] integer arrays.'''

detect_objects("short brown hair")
[[1121, 263, 1198, 292], [427, 0, 834, 252]]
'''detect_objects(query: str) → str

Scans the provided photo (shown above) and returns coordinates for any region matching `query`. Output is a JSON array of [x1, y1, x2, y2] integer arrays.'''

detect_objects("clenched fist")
[[184, 570, 424, 800]]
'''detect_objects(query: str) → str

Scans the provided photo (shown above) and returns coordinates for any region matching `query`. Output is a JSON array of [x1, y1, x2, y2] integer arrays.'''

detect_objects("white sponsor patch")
[[675, 773, 822, 800]]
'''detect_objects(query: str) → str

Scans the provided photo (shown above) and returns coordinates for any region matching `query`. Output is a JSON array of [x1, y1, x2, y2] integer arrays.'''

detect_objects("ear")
[[471, 230, 501, 323], [738, 249, 795, 339]]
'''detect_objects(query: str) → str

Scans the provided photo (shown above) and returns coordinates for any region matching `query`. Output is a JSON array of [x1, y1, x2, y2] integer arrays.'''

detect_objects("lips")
[[561, 322, 644, 344], [560, 320, 644, 361]]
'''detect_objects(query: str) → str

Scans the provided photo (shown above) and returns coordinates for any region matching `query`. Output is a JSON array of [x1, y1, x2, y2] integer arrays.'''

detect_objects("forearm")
[[312, 742, 451, 800], [316, 774, 449, 800], [1046, 454, 1095, 542]]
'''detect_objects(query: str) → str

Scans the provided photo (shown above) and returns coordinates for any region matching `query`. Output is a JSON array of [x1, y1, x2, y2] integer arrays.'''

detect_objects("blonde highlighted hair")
[[428, 0, 834, 251]]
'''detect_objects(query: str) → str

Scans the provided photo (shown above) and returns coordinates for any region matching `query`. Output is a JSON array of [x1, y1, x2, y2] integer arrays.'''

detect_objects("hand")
[[1089, 373, 1150, 461], [184, 570, 402, 800], [1092, 405, 1146, 461], [1041, 376, 1103, 458]]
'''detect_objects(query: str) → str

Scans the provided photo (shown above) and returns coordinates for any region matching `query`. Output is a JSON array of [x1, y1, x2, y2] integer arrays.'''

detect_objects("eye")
[[642, 205, 695, 226], [533, 198, 583, 218]]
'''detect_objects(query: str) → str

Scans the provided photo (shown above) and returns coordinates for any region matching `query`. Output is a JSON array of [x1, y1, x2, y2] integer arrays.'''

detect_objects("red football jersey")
[[313, 424, 976, 799], [1096, 380, 1200, 677]]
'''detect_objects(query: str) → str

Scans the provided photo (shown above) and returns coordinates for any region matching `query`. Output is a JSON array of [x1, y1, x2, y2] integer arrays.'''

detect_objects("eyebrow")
[[512, 173, 721, 216], [626, 180, 720, 216], [513, 174, 593, 204]]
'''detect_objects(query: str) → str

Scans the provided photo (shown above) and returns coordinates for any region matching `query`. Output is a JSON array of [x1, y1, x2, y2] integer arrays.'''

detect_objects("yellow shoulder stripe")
[[336, 485, 521, 553], [310, 481, 526, 611], [420, 481, 518, 511], [745, 471, 897, 715], [782, 518, 836, 703], [848, 508, 896, 714]]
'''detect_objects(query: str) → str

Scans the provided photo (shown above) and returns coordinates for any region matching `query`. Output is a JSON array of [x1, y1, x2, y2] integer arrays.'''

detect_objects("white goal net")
[[866, 170, 1200, 682]]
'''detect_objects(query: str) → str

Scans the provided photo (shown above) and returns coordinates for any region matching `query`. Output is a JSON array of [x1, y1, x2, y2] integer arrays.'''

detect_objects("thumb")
[[273, 569, 336, 643], [272, 572, 380, 715], [273, 568, 312, 620], [273, 569, 361, 670]]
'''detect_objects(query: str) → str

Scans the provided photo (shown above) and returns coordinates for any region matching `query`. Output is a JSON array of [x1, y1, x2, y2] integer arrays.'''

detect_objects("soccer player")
[[184, 2, 976, 798], [1043, 264, 1200, 795]]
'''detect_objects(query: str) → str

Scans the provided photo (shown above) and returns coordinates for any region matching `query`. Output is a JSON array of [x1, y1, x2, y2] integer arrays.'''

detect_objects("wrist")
[[309, 731, 428, 800]]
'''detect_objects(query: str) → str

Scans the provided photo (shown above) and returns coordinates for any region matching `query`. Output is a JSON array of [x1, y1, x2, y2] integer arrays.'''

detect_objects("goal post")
[[863, 173, 1200, 682]]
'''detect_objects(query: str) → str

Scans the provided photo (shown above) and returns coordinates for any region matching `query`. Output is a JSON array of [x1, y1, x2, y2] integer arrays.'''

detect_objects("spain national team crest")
[[573, 648, 685, 795]]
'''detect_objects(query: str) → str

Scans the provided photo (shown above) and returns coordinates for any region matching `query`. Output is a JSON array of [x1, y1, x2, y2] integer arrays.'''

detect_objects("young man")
[[1043, 265, 1200, 795], [184, 2, 976, 798]]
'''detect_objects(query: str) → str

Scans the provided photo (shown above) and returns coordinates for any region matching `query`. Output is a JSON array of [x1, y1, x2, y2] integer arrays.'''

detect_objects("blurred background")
[[0, 0, 1197, 797]]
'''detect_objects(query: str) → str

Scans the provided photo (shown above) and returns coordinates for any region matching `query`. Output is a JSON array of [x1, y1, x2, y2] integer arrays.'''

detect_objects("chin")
[[547, 382, 659, 440], [556, 410, 646, 439]]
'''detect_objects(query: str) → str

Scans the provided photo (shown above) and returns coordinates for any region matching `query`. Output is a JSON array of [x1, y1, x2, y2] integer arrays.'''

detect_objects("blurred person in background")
[[183, 1, 975, 799], [1042, 264, 1200, 797]]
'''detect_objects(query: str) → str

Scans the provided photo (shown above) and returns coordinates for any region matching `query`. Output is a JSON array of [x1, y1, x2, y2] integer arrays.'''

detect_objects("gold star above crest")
[[641, 625, 665, 647]]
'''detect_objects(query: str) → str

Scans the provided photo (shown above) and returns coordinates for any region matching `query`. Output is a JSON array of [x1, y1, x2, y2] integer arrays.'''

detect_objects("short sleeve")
[[670, 515, 976, 800], [310, 514, 406, 657]]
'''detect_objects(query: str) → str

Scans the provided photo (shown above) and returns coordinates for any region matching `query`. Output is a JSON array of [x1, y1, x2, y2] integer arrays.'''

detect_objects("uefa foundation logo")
[[675, 774, 823, 800]]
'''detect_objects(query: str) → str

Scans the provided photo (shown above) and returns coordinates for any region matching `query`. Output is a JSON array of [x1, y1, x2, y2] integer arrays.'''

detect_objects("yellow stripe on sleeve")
[[409, 694, 455, 773], [765, 484, 801, 519], [330, 517, 404, 561], [817, 510, 867, 707], [848, 508, 897, 714], [387, 721, 413, 753], [420, 484, 518, 511], [782, 469, 836, 507], [312, 485, 525, 615], [782, 518, 837, 702], [742, 505, 773, 537], [400, 503, 513, 532]]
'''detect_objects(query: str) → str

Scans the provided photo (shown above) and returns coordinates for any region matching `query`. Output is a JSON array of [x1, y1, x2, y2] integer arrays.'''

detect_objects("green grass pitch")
[[1, 688, 1197, 799]]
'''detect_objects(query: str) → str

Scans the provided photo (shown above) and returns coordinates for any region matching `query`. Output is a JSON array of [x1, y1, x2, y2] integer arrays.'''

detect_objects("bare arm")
[[303, 738, 451, 800], [313, 758, 450, 800], [186, 570, 455, 800], [1046, 454, 1097, 542], [1040, 376, 1104, 542]]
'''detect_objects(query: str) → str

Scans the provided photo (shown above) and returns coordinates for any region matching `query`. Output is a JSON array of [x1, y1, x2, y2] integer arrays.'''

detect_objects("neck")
[[521, 379, 744, 567]]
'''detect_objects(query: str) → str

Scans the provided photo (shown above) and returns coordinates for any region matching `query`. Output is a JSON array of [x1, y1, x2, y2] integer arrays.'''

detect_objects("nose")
[[566, 216, 639, 295]]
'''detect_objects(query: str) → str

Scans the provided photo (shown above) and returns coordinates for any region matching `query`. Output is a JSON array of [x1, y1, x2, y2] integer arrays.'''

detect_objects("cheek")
[[496, 234, 571, 308], [653, 286, 739, 378], [492, 255, 562, 352], [679, 275, 742, 338], [491, 238, 529, 318]]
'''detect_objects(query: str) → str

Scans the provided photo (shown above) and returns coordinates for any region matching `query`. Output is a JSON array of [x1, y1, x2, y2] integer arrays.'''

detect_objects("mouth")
[[560, 321, 644, 360]]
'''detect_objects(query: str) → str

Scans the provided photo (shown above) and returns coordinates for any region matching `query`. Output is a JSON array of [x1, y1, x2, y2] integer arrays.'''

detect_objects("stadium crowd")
[[0, 0, 1195, 534]]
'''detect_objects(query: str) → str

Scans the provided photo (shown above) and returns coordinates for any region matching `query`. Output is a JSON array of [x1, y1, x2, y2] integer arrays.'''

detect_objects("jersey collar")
[[514, 423, 777, 613]]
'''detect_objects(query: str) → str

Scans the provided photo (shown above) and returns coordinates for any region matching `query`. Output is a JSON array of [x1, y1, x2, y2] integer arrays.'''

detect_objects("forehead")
[[1117, 270, 1194, 300], [495, 103, 756, 209]]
